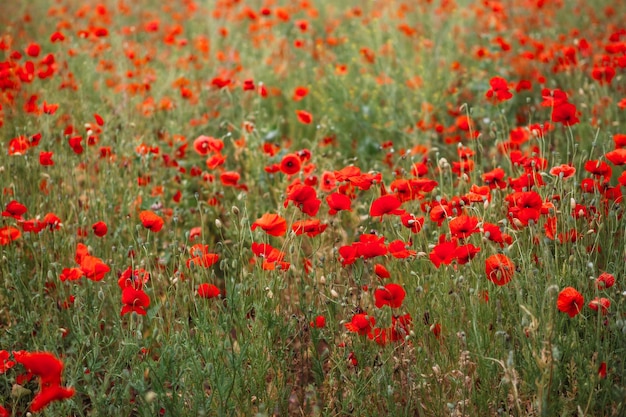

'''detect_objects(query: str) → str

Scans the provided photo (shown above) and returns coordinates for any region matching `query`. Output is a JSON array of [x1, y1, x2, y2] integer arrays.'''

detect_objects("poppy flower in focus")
[[345, 313, 375, 336], [251, 213, 287, 236], [121, 287, 150, 316], [139, 210, 164, 232], [197, 283, 221, 299], [374, 283, 406, 308], [280, 153, 301, 175], [557, 287, 584, 317], [448, 215, 479, 239], [370, 194, 403, 220], [291, 219, 327, 237], [485, 254, 515, 286], [374, 263, 390, 279], [326, 192, 352, 214]]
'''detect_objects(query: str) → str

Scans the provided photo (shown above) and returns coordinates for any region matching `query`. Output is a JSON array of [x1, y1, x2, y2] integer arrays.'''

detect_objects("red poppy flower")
[[186, 244, 219, 268], [13, 351, 75, 412], [30, 384, 76, 412], [557, 287, 584, 317], [485, 254, 515, 286], [280, 153, 301, 175], [39, 151, 54, 166], [92, 221, 108, 237], [310, 315, 326, 328], [2, 200, 27, 219], [588, 297, 610, 315], [374, 283, 406, 308], [292, 86, 309, 101], [197, 283, 221, 299], [121, 287, 150, 316], [80, 255, 110, 281], [596, 272, 615, 289], [370, 194, 403, 220], [0, 226, 21, 245], [296, 109, 313, 124], [454, 243, 481, 264], [374, 263, 391, 279], [448, 215, 479, 239], [400, 213, 424, 233], [605, 148, 626, 165], [251, 213, 287, 236], [505, 191, 542, 227], [291, 219, 327, 237], [429, 236, 457, 268], [551, 102, 579, 126], [584, 160, 612, 179], [59, 267, 84, 282], [326, 192, 352, 214], [284, 185, 321, 216], [388, 240, 416, 259], [485, 76, 512, 102], [549, 164, 576, 179], [117, 267, 150, 290], [345, 313, 375, 336], [193, 135, 223, 156], [139, 210, 164, 232], [482, 168, 507, 189]]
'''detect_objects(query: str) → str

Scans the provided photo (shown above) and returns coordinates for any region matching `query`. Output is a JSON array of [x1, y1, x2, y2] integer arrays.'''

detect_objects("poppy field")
[[1, 0, 626, 415]]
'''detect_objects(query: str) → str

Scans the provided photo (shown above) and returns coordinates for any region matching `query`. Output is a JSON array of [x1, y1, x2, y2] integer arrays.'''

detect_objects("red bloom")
[[59, 267, 84, 282], [326, 192, 352, 214], [0, 226, 21, 245], [121, 287, 150, 316], [596, 272, 615, 289], [388, 239, 416, 259], [39, 151, 54, 166], [454, 243, 481, 264], [284, 185, 321, 216], [13, 351, 75, 412], [370, 194, 403, 220], [193, 135, 223, 156], [584, 160, 612, 179], [296, 109, 313, 124], [197, 283, 221, 299], [374, 263, 391, 279], [400, 213, 424, 233], [186, 244, 219, 268], [557, 287, 584, 317], [31, 384, 75, 412], [280, 153, 301, 175], [448, 215, 479, 239], [429, 236, 457, 268], [485, 254, 515, 286], [310, 315, 326, 328], [80, 255, 110, 281], [374, 283, 406, 308], [485, 76, 513, 102], [291, 219, 327, 237], [345, 313, 375, 336], [2, 200, 27, 219], [551, 102, 579, 126], [549, 164, 576, 179], [117, 267, 150, 290], [251, 213, 287, 236], [605, 148, 626, 166], [505, 191, 543, 227], [588, 297, 610, 315], [139, 210, 164, 232], [92, 221, 108, 237]]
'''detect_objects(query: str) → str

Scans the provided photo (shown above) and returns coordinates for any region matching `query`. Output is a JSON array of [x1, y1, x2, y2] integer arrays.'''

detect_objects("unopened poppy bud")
[[330, 289, 339, 298], [215, 219, 222, 228], [232, 206, 240, 216]]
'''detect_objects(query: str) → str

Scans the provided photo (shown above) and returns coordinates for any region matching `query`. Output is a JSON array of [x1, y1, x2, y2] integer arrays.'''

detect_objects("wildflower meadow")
[[1, 0, 625, 415]]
